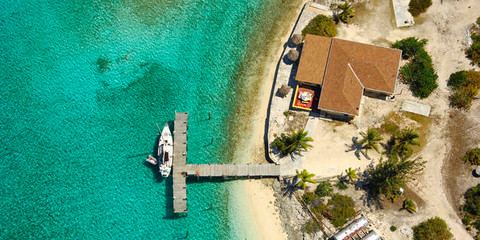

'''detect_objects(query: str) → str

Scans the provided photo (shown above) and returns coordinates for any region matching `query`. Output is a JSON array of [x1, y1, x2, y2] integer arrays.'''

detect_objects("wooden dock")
[[171, 112, 281, 215], [184, 164, 280, 177], [172, 112, 189, 214]]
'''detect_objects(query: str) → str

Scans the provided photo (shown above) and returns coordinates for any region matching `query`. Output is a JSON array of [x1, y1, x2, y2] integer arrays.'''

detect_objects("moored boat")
[[159, 123, 173, 177], [145, 155, 157, 165]]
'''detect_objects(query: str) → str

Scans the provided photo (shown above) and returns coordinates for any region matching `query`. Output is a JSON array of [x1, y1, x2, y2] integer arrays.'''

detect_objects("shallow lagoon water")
[[0, 0, 298, 239]]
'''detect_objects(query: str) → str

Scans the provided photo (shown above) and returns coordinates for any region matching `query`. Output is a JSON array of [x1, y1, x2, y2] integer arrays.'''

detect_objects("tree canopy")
[[391, 37, 428, 60], [392, 128, 420, 160], [392, 37, 438, 99], [412, 217, 453, 240], [358, 128, 383, 155], [344, 168, 359, 183], [408, 0, 432, 17], [366, 156, 424, 197], [302, 14, 337, 37], [273, 129, 313, 156], [296, 169, 316, 190], [336, 1, 355, 23]]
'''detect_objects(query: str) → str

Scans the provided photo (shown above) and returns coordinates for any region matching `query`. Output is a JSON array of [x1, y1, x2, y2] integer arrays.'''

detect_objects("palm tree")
[[394, 128, 420, 159], [358, 128, 383, 155], [274, 129, 313, 156], [344, 167, 358, 183], [337, 1, 355, 23], [296, 169, 316, 190], [403, 198, 417, 213]]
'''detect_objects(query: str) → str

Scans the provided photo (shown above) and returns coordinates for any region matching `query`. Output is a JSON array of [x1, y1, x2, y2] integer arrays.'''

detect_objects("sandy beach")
[[234, 1, 307, 239]]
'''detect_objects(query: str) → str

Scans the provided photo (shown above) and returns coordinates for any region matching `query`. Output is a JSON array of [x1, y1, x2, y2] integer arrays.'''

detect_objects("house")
[[295, 34, 402, 118]]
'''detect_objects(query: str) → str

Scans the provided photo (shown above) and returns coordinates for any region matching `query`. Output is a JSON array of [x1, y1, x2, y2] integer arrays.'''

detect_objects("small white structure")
[[392, 0, 415, 27], [401, 100, 431, 117], [310, 2, 329, 11], [361, 230, 382, 240], [332, 216, 369, 240]]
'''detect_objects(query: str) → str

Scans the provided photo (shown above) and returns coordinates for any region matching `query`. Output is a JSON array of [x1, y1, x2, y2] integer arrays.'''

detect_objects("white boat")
[[159, 123, 173, 177], [145, 155, 157, 165]]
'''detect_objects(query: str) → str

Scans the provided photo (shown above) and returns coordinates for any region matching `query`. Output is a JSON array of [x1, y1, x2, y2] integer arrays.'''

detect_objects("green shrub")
[[462, 148, 480, 165], [283, 110, 294, 117], [315, 181, 333, 197], [447, 70, 468, 90], [464, 184, 480, 216], [403, 198, 417, 213], [474, 220, 480, 231], [302, 219, 319, 234], [448, 70, 480, 109], [337, 180, 348, 190], [461, 184, 480, 230], [303, 192, 317, 205], [390, 225, 397, 232], [412, 217, 453, 240], [392, 37, 428, 60], [463, 214, 473, 225], [393, 38, 438, 99], [327, 194, 357, 228], [302, 14, 337, 37], [450, 89, 475, 109], [467, 33, 480, 67], [477, 17, 480, 26], [311, 203, 327, 220], [408, 0, 432, 17]]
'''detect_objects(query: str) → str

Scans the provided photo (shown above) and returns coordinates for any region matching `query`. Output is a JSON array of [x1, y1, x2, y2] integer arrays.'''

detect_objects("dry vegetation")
[[377, 111, 432, 154]]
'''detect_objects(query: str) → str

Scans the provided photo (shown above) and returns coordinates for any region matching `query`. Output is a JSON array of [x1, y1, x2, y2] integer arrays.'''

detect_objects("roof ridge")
[[347, 63, 365, 89], [317, 38, 334, 110]]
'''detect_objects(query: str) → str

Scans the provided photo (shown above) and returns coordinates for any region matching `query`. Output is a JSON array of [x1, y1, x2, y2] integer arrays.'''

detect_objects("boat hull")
[[158, 123, 173, 177]]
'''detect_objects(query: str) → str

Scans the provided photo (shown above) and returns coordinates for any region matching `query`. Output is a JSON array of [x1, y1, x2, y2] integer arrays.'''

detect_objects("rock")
[[273, 180, 281, 191]]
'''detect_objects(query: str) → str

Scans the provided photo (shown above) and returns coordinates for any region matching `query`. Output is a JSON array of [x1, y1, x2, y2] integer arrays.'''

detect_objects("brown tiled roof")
[[295, 35, 331, 85], [331, 38, 402, 93], [295, 35, 401, 115], [318, 41, 364, 116]]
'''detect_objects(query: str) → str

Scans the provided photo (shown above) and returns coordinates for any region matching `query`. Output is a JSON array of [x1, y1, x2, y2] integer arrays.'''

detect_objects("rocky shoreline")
[[267, 179, 325, 240]]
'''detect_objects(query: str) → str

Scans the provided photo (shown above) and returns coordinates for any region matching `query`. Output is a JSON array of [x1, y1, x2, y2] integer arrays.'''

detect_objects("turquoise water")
[[0, 0, 298, 239]]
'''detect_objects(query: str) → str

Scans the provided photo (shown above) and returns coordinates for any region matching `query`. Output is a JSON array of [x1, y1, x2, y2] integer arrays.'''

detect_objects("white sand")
[[235, 2, 307, 239], [244, 180, 287, 240]]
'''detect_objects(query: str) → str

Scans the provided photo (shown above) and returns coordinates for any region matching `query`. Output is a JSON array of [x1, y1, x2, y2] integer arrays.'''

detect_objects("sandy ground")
[[327, 0, 480, 239], [244, 180, 287, 240], [237, 2, 307, 239], [243, 0, 479, 238]]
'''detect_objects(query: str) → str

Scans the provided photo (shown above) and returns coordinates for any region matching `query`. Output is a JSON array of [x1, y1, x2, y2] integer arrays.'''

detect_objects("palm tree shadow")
[[282, 176, 299, 199], [345, 136, 370, 160]]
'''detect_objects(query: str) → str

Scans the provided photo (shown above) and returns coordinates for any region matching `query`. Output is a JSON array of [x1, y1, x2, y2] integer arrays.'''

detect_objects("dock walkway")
[[171, 112, 281, 214], [172, 112, 188, 214]]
